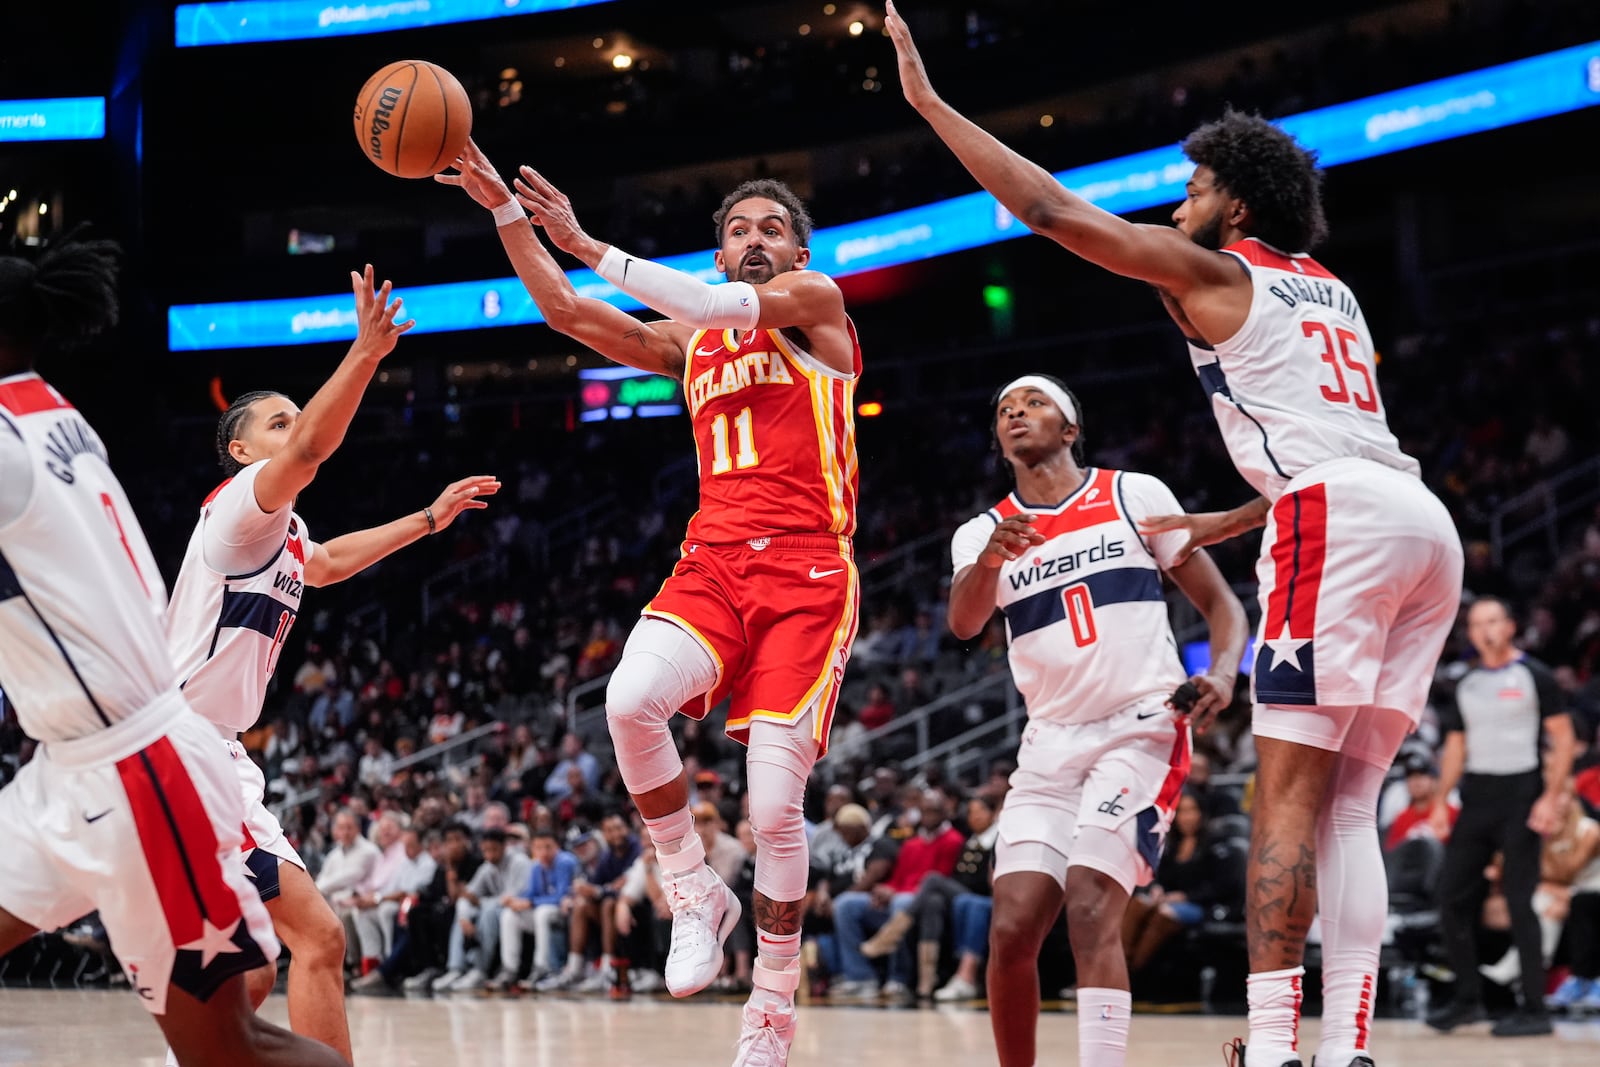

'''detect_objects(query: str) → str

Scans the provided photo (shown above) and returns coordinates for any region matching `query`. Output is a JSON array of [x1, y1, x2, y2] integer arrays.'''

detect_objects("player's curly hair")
[[1182, 109, 1328, 253], [216, 390, 289, 478], [712, 179, 814, 248], [990, 372, 1087, 470], [0, 226, 120, 363]]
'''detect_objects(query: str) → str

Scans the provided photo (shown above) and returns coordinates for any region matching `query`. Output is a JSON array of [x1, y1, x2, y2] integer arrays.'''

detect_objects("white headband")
[[1000, 375, 1077, 425]]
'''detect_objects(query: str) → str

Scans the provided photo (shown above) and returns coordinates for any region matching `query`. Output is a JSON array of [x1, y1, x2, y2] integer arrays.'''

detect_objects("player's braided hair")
[[216, 390, 288, 478], [0, 226, 120, 365], [1182, 108, 1328, 253], [712, 179, 814, 248], [990, 372, 1087, 470]]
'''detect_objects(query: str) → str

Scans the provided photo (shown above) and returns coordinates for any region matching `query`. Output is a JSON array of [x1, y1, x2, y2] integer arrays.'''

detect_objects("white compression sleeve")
[[596, 245, 761, 329]]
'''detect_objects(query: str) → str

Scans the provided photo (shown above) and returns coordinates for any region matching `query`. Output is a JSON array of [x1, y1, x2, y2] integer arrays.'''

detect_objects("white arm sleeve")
[[596, 245, 761, 329], [1117, 472, 1190, 570], [201, 459, 293, 576], [0, 417, 32, 528], [950, 514, 997, 574]]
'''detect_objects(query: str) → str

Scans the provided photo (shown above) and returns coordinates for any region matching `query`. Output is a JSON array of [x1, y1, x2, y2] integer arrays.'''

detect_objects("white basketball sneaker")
[[733, 966, 800, 1067], [661, 860, 741, 996]]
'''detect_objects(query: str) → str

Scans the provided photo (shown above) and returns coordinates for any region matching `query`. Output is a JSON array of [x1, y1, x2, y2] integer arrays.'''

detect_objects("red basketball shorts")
[[643, 534, 859, 756]]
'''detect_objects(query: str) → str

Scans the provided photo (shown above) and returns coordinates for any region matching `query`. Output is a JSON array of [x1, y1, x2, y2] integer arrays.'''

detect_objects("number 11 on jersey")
[[709, 407, 760, 475]]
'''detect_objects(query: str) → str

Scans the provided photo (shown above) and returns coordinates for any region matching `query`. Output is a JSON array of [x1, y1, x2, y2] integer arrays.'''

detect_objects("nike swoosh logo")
[[1135, 710, 1167, 720], [622, 258, 633, 284], [809, 567, 844, 579], [695, 345, 720, 357], [84, 809, 113, 823]]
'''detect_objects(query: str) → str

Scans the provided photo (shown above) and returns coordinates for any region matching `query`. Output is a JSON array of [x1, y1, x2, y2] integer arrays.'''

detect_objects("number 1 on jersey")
[[710, 407, 760, 475]]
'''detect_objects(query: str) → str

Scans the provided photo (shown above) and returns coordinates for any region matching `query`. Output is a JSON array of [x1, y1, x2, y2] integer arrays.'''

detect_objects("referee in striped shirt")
[[1426, 596, 1575, 1037]]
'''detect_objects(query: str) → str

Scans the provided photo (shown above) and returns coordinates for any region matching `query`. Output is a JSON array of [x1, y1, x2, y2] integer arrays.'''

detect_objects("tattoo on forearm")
[[753, 892, 803, 936], [1247, 839, 1317, 972], [622, 328, 648, 348]]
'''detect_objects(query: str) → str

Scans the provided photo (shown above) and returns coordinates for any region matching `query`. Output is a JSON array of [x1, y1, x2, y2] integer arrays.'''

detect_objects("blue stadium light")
[[0, 98, 107, 142], [175, 0, 617, 47], [168, 38, 1600, 351]]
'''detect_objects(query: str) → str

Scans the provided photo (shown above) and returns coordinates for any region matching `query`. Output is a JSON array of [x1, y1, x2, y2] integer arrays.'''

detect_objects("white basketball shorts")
[[224, 738, 305, 901], [994, 697, 1191, 894], [1250, 457, 1463, 738], [0, 698, 279, 1014]]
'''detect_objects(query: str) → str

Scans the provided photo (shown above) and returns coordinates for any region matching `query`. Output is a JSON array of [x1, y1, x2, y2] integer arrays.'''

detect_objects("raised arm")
[[514, 167, 855, 374], [303, 476, 499, 587], [252, 266, 413, 513], [884, 2, 1235, 297], [436, 142, 692, 377]]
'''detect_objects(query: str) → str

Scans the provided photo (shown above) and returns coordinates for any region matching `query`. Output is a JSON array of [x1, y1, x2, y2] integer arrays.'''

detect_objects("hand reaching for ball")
[[434, 139, 517, 213]]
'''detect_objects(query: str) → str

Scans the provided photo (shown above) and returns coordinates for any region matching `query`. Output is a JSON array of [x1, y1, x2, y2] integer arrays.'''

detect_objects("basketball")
[[353, 60, 472, 179]]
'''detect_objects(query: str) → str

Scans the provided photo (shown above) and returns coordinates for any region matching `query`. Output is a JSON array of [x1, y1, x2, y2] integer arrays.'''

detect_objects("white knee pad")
[[605, 618, 719, 793], [745, 715, 819, 903]]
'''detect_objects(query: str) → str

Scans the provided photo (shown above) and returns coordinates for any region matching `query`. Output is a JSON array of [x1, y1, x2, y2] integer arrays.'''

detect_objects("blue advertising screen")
[[0, 98, 106, 142], [168, 38, 1600, 351], [176, 0, 615, 47]]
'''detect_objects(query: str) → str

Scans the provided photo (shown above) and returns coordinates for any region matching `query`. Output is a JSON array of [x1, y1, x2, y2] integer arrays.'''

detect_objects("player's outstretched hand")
[[435, 139, 517, 213], [513, 167, 593, 257], [428, 475, 501, 532], [350, 264, 414, 359], [1138, 510, 1240, 565], [978, 513, 1047, 568], [885, 1, 938, 111]]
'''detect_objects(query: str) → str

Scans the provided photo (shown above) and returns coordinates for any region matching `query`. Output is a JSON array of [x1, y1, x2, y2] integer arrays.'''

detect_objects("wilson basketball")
[[353, 60, 472, 179]]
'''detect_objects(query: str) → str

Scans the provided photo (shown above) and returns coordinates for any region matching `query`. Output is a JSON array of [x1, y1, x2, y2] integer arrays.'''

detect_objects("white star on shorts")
[[180, 918, 244, 969], [1263, 622, 1312, 672]]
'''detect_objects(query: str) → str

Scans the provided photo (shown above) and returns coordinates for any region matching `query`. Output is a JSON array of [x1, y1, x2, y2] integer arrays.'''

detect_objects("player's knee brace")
[[745, 719, 818, 903], [604, 619, 716, 793]]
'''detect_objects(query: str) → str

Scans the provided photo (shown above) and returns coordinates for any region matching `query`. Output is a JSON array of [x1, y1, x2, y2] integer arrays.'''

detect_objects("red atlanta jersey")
[[680, 323, 860, 544]]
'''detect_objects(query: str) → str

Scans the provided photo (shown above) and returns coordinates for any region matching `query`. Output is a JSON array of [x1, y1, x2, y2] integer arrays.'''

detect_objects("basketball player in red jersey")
[[440, 141, 857, 1066], [0, 234, 345, 1067], [889, 7, 1463, 1067]]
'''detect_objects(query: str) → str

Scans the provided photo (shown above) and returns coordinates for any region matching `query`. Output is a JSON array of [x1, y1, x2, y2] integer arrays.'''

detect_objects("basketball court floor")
[[4, 989, 1598, 1066]]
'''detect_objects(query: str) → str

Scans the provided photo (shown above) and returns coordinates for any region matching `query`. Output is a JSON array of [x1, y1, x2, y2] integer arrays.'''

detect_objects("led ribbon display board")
[[0, 98, 106, 142], [168, 39, 1600, 350], [175, 0, 616, 47], [577, 366, 684, 422]]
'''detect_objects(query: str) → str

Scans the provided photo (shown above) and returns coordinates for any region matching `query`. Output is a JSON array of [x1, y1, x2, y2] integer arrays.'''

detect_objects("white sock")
[[566, 951, 583, 973], [1076, 987, 1132, 1067], [1246, 966, 1304, 1067], [1315, 754, 1387, 1067], [756, 928, 801, 997]]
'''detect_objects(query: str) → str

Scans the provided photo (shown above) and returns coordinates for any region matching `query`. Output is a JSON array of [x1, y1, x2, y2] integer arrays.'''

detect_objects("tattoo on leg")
[[1248, 838, 1318, 972], [753, 892, 802, 937]]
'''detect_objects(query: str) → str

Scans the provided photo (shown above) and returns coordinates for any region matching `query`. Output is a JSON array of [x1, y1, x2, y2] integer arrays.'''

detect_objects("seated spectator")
[[1385, 754, 1458, 851], [614, 832, 670, 993], [557, 813, 641, 992], [892, 608, 943, 670], [1486, 788, 1599, 991], [804, 804, 899, 993], [491, 829, 579, 990], [832, 790, 963, 1001], [339, 819, 409, 979], [358, 736, 394, 787], [436, 826, 532, 992], [1122, 790, 1244, 974], [353, 823, 478, 993], [317, 809, 383, 967], [859, 683, 897, 731], [544, 731, 601, 801], [1548, 792, 1600, 1012], [861, 793, 999, 1000], [352, 827, 437, 968]]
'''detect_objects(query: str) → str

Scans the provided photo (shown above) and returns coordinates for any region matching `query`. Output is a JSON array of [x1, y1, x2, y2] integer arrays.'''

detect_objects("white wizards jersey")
[[166, 459, 313, 734], [950, 468, 1189, 725], [1188, 239, 1420, 501], [0, 373, 181, 743]]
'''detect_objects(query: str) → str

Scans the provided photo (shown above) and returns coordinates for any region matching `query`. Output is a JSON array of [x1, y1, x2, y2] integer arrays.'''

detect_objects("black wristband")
[[424, 507, 436, 535]]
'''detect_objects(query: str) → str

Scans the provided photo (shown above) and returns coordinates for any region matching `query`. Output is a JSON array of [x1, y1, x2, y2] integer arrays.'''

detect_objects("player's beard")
[[1189, 210, 1226, 251], [736, 253, 776, 283]]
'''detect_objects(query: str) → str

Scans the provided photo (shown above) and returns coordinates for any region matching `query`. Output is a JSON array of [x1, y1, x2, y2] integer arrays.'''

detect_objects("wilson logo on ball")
[[367, 85, 405, 160]]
